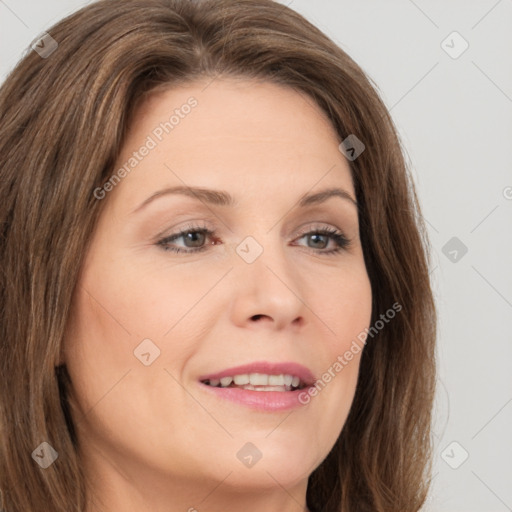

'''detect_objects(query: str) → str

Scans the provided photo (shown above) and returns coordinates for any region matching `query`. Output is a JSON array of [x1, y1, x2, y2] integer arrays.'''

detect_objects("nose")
[[229, 237, 307, 331]]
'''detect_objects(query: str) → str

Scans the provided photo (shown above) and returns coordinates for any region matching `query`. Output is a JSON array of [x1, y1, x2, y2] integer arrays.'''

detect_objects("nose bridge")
[[235, 227, 290, 282], [233, 204, 286, 263]]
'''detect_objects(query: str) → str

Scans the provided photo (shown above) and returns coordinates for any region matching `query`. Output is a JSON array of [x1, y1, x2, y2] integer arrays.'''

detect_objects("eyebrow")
[[131, 185, 358, 214]]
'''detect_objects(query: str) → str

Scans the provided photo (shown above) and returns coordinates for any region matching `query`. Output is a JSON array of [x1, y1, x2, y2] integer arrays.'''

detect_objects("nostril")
[[251, 314, 264, 321]]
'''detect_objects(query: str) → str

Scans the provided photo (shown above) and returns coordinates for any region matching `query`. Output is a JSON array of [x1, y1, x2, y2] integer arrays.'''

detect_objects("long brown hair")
[[0, 1, 437, 510]]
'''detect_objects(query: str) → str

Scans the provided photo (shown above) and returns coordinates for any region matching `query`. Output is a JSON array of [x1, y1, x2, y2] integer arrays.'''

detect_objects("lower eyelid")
[[157, 228, 351, 254]]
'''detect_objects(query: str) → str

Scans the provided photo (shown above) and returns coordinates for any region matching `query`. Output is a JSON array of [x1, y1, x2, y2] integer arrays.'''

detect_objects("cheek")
[[62, 282, 134, 419], [62, 261, 205, 411], [315, 264, 373, 352], [87, 253, 216, 341], [62, 277, 187, 448], [302, 266, 371, 417]]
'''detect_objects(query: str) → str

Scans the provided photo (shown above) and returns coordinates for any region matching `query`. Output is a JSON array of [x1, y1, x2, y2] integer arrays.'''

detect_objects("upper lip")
[[198, 361, 316, 387]]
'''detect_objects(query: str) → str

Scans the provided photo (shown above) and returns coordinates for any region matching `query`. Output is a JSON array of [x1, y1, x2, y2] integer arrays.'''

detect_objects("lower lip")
[[199, 382, 311, 411]]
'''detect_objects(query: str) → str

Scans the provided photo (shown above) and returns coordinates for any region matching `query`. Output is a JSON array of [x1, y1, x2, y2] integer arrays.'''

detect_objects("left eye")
[[157, 226, 351, 255], [162, 229, 212, 251]]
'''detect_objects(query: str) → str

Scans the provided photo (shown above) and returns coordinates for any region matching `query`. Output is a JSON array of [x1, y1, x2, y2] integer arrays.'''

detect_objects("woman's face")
[[63, 77, 372, 510]]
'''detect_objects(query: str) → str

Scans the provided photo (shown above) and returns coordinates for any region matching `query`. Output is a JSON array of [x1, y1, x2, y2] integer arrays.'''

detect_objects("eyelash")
[[156, 222, 352, 256]]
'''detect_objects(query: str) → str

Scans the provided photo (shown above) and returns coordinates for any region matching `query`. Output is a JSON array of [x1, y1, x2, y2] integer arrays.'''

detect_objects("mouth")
[[200, 372, 309, 392], [197, 361, 316, 410]]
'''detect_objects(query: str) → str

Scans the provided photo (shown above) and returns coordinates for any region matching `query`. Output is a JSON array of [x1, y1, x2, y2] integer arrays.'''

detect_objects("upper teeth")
[[208, 373, 301, 388]]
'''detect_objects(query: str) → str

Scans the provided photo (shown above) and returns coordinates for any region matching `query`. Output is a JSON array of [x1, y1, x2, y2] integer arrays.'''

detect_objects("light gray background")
[[1, 1, 511, 511]]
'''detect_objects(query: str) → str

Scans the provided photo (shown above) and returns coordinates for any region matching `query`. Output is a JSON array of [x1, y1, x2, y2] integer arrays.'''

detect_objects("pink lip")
[[197, 361, 316, 412], [199, 385, 312, 411], [198, 361, 316, 386]]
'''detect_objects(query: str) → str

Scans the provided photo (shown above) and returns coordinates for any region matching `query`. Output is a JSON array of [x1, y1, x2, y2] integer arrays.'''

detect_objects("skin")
[[62, 77, 372, 512]]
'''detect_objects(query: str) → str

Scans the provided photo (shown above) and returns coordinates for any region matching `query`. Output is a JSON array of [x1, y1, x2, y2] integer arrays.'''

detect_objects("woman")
[[0, 0, 437, 511]]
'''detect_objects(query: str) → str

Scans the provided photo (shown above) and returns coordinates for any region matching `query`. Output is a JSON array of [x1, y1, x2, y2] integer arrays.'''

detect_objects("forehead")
[[110, 78, 354, 210]]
